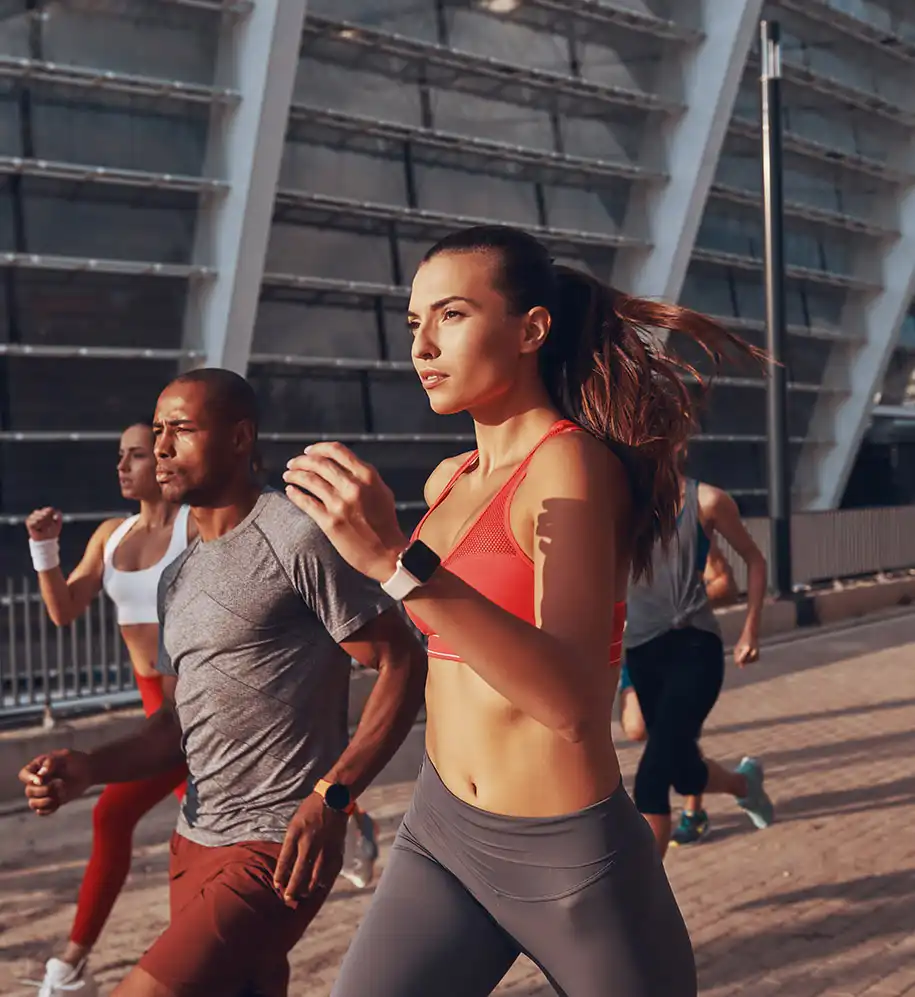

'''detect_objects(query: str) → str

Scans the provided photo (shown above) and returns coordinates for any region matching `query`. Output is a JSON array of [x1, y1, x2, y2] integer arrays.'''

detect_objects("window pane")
[[10, 272, 187, 349], [4, 356, 176, 431]]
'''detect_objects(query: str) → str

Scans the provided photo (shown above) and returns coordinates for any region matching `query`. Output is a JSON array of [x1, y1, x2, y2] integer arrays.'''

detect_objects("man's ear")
[[234, 419, 256, 457]]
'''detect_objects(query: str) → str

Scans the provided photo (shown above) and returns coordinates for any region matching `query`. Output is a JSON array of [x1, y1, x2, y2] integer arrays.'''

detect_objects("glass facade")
[[3, 0, 915, 572], [0, 0, 222, 569]]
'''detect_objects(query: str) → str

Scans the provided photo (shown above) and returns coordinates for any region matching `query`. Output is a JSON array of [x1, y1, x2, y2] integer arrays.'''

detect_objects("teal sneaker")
[[341, 809, 379, 889], [670, 809, 710, 847], [736, 757, 775, 829]]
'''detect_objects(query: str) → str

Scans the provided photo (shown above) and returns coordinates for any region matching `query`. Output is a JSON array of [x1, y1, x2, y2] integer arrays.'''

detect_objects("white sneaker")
[[340, 810, 379, 890], [27, 958, 98, 996]]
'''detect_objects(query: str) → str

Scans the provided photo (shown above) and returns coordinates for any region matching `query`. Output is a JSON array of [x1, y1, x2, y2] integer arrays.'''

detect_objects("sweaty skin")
[[282, 234, 718, 997], [287, 249, 635, 820], [413, 433, 630, 818]]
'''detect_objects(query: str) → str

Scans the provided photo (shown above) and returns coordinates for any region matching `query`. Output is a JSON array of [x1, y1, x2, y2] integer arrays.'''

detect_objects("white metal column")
[[799, 174, 915, 510], [181, 0, 308, 375], [612, 0, 763, 310]]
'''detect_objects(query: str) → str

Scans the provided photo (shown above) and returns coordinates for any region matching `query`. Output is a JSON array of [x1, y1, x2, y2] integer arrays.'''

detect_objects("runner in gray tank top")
[[618, 532, 737, 739], [624, 474, 774, 856]]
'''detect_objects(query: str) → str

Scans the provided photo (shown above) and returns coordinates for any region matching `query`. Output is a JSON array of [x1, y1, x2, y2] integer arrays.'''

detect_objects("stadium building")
[[2, 0, 915, 571]]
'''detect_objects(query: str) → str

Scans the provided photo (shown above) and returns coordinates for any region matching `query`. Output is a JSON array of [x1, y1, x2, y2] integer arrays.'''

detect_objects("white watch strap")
[[381, 560, 423, 601]]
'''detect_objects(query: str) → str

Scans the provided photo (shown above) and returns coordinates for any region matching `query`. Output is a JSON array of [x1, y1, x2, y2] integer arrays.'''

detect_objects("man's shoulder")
[[158, 542, 196, 605], [253, 489, 323, 552]]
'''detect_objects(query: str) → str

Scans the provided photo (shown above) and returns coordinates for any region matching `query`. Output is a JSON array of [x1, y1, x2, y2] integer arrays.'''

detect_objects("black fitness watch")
[[315, 778, 355, 815]]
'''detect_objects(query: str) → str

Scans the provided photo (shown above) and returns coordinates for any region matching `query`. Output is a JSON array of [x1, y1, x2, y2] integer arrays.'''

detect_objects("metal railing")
[[3, 503, 915, 720], [776, 0, 915, 65], [691, 246, 878, 292], [728, 116, 912, 184], [301, 15, 681, 118], [287, 104, 665, 186], [0, 155, 228, 197], [271, 189, 645, 251], [0, 252, 215, 280], [458, 0, 701, 44], [708, 181, 895, 239], [0, 56, 238, 105], [1, 579, 136, 723], [719, 504, 915, 593], [744, 49, 915, 127]]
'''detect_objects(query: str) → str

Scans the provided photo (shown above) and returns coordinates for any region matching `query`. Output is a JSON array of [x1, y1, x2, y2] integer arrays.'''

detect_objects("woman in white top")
[[24, 422, 194, 997]]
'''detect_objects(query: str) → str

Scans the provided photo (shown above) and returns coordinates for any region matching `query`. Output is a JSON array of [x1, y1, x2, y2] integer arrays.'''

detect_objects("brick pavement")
[[1, 611, 914, 996]]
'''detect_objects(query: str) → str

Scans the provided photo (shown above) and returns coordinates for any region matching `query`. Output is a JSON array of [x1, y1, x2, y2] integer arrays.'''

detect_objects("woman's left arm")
[[698, 483, 767, 665], [284, 436, 630, 742]]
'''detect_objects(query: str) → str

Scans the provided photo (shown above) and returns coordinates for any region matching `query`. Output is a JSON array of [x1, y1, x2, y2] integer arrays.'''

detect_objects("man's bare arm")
[[320, 608, 427, 798], [20, 677, 185, 815], [86, 676, 185, 785]]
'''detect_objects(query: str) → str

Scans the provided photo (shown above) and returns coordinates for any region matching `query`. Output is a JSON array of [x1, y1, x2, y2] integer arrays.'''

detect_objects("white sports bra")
[[102, 505, 191, 625]]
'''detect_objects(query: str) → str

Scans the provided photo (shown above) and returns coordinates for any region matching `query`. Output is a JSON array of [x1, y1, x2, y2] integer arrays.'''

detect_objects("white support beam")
[[799, 173, 915, 510], [612, 0, 763, 313], [182, 0, 308, 374]]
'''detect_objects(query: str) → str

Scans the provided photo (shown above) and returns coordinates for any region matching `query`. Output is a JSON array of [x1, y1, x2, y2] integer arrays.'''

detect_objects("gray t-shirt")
[[157, 489, 394, 847]]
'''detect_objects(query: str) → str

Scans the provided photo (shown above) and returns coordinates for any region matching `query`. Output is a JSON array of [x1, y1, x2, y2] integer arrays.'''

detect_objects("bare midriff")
[[424, 655, 623, 818], [412, 422, 628, 817], [119, 623, 161, 679]]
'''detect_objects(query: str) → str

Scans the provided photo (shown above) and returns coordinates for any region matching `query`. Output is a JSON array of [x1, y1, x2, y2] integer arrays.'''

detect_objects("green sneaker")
[[736, 756, 775, 829], [670, 809, 710, 847]]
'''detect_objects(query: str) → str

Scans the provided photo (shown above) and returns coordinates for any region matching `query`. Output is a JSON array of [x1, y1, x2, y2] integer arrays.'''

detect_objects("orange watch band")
[[314, 777, 356, 815]]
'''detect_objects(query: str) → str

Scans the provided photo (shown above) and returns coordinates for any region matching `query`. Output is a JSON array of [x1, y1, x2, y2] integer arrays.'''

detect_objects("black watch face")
[[401, 540, 441, 583], [325, 783, 351, 811]]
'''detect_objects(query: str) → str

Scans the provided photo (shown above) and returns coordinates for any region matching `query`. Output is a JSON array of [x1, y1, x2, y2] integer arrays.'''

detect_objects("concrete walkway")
[[2, 612, 915, 996]]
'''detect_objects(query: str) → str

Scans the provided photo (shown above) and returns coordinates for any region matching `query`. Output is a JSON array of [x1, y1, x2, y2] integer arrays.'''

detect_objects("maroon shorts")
[[138, 832, 326, 996]]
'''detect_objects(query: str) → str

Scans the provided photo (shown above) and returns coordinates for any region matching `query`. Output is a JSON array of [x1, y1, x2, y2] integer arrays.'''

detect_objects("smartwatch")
[[381, 540, 441, 600], [314, 778, 356, 816]]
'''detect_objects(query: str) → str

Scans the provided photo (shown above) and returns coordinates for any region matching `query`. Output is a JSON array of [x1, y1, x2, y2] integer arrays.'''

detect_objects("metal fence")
[[1, 578, 136, 723], [721, 504, 915, 592], [3, 503, 915, 720]]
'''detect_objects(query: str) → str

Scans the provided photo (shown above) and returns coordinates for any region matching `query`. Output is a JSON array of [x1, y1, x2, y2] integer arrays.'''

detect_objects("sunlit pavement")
[[3, 612, 915, 996]]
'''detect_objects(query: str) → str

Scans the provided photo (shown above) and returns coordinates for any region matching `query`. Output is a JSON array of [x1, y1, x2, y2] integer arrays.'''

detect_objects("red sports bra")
[[406, 419, 627, 664]]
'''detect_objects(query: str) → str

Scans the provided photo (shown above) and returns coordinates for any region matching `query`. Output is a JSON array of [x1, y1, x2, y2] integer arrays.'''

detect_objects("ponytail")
[[543, 267, 765, 580], [422, 225, 767, 582]]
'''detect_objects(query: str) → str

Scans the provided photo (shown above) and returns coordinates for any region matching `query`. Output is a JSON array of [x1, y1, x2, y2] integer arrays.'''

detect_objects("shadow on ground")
[[696, 876, 915, 991]]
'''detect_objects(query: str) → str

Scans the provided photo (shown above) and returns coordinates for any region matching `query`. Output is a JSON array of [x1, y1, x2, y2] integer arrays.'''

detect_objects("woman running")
[[618, 535, 738, 744], [283, 224, 767, 997], [623, 466, 772, 858], [24, 422, 193, 997], [619, 533, 738, 738]]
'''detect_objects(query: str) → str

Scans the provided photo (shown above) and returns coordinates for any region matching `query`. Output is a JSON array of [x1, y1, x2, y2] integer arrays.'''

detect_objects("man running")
[[19, 368, 427, 997]]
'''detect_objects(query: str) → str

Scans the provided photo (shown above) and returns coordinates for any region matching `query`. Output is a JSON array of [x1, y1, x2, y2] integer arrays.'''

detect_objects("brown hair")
[[422, 225, 766, 581]]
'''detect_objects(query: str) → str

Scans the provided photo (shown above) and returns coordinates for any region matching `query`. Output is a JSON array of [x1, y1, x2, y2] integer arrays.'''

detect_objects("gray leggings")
[[331, 756, 697, 997]]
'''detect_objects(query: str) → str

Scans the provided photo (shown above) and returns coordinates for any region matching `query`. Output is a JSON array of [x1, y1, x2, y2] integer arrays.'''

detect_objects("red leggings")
[[70, 673, 188, 948]]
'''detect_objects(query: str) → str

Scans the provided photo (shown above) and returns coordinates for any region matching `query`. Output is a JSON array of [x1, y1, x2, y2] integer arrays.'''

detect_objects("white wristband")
[[29, 537, 60, 572]]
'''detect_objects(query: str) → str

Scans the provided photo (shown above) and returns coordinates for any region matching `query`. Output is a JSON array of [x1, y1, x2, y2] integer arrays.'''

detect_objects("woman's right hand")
[[26, 507, 63, 541]]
